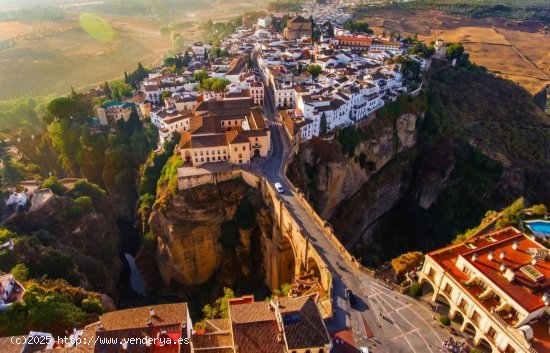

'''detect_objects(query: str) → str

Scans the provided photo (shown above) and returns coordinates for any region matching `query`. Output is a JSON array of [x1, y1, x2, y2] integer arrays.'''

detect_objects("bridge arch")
[[279, 232, 297, 286], [306, 256, 321, 281]]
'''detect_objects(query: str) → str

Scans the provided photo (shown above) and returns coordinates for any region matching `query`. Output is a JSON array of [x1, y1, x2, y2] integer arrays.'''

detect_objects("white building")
[[257, 16, 272, 28], [420, 226, 550, 353]]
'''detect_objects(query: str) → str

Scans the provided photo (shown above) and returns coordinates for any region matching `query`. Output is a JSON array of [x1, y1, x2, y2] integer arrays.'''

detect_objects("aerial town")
[[1, 0, 550, 353]]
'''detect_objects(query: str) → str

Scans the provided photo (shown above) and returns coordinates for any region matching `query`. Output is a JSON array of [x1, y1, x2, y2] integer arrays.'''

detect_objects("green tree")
[[47, 96, 88, 120], [161, 91, 172, 102], [193, 70, 209, 83], [446, 43, 465, 61], [103, 82, 111, 98], [202, 287, 235, 319], [320, 112, 328, 137], [306, 64, 322, 78], [81, 298, 103, 314], [41, 176, 66, 195], [164, 56, 176, 68], [1, 161, 24, 187], [401, 58, 421, 80], [74, 196, 93, 213], [70, 180, 106, 205], [530, 204, 548, 216], [496, 197, 525, 228], [338, 125, 360, 157], [11, 263, 29, 281]]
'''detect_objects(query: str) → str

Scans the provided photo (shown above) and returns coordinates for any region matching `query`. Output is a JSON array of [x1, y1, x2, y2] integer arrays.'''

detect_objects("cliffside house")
[[179, 98, 270, 167]]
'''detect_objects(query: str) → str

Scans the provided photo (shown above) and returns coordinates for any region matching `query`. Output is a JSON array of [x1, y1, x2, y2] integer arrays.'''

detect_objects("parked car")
[[345, 289, 356, 308], [274, 182, 284, 193]]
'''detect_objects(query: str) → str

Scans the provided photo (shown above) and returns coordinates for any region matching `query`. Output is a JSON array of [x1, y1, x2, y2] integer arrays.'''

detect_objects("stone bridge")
[[177, 167, 333, 316], [239, 170, 332, 294]]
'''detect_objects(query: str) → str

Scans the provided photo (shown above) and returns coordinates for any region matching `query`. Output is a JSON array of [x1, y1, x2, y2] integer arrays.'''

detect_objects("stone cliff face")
[[288, 113, 420, 237], [4, 194, 126, 299], [142, 179, 272, 294]]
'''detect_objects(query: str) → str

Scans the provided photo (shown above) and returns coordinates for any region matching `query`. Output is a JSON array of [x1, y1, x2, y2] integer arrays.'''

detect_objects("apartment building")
[[420, 227, 550, 353]]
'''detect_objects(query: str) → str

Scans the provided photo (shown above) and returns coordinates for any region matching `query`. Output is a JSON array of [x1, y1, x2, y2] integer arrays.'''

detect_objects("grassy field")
[[356, 9, 550, 94], [0, 0, 267, 100], [0, 14, 172, 99]]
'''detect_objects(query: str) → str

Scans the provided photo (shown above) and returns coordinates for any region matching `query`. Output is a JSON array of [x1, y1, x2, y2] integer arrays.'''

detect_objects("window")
[[472, 311, 481, 324], [234, 147, 237, 151], [487, 326, 497, 341], [459, 299, 469, 312], [504, 345, 516, 353], [243, 146, 246, 151], [444, 283, 452, 296]]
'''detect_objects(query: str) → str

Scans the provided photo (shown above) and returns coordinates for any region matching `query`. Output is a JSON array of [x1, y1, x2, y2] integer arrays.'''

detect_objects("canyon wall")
[[142, 178, 273, 293], [288, 111, 421, 246]]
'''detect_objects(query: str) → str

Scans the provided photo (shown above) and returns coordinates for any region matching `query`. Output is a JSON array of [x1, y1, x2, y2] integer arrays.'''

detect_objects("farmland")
[[0, 0, 266, 100], [355, 9, 550, 94]]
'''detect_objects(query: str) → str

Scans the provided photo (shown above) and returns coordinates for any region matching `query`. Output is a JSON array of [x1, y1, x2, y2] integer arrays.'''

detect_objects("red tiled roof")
[[334, 36, 373, 44], [428, 227, 550, 313]]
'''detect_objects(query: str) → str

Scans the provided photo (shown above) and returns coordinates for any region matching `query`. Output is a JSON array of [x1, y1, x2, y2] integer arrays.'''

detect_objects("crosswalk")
[[344, 277, 449, 353]]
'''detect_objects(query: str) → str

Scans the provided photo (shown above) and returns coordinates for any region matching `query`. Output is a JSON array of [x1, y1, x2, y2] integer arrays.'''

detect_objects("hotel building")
[[420, 226, 550, 353]]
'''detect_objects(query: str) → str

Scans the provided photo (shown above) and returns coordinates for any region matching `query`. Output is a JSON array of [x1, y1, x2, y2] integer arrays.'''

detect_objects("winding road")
[[255, 56, 452, 352]]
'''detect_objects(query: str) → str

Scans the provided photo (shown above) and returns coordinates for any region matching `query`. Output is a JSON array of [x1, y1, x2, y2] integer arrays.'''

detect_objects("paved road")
[[255, 56, 451, 352]]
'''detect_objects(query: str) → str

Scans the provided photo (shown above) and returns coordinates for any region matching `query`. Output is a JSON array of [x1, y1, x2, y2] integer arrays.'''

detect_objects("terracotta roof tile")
[[99, 303, 188, 331]]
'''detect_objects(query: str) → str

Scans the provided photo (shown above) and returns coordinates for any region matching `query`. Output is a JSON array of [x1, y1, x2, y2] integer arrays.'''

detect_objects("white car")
[[274, 182, 284, 193]]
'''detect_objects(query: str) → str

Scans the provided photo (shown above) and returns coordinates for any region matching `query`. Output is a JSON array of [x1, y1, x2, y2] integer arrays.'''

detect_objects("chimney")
[[532, 258, 538, 266], [488, 251, 494, 261], [150, 308, 156, 317], [146, 318, 152, 326], [512, 240, 519, 250], [499, 251, 506, 260], [472, 253, 478, 262], [499, 263, 507, 272]]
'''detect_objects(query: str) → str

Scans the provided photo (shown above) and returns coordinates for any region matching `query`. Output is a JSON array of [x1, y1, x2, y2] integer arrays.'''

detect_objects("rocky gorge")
[[136, 177, 275, 314], [288, 63, 550, 268]]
